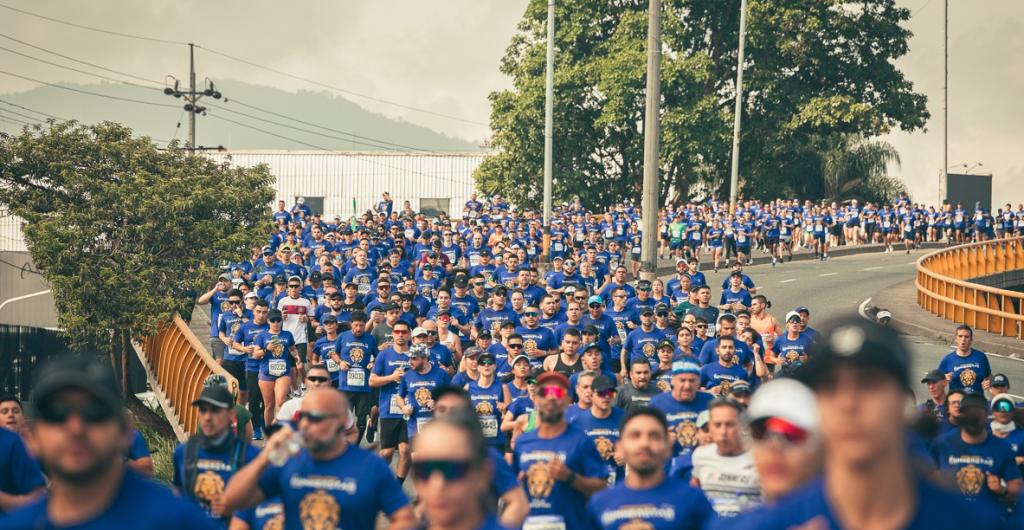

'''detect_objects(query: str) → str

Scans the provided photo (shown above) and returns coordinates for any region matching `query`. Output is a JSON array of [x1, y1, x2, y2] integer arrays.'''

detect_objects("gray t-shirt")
[[371, 323, 394, 347], [613, 382, 664, 414]]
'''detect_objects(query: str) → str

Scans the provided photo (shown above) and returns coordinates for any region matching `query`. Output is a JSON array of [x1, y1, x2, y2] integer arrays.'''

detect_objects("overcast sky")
[[1, 0, 1020, 205]]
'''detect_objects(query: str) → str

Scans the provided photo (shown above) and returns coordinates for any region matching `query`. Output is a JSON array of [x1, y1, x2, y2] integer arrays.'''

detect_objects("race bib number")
[[389, 393, 403, 415], [416, 417, 431, 433], [814, 224, 823, 231], [604, 229, 614, 238], [523, 516, 566, 530], [346, 367, 366, 387], [737, 235, 747, 243], [553, 242, 564, 252], [357, 283, 371, 296], [326, 357, 340, 372], [480, 417, 498, 438], [268, 359, 287, 377], [469, 254, 481, 267]]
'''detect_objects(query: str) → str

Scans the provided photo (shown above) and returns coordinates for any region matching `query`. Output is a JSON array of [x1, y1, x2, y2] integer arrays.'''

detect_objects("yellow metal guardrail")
[[916, 237, 1024, 339], [134, 314, 238, 441]]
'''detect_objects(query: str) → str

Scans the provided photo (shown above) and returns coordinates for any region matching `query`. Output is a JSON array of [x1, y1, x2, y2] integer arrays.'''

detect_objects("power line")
[[223, 97, 432, 152], [0, 69, 179, 109], [0, 2, 188, 46], [0, 99, 64, 120], [0, 107, 47, 123], [0, 33, 164, 86], [198, 46, 490, 128], [0, 42, 161, 91], [208, 113, 330, 150], [0, 113, 32, 127]]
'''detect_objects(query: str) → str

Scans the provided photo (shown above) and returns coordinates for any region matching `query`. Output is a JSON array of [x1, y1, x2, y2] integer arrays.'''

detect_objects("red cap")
[[536, 371, 570, 389]]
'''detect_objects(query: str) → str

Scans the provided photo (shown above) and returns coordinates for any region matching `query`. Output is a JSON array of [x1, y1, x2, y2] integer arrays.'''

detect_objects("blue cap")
[[587, 295, 603, 306], [794, 306, 810, 315], [671, 360, 701, 376]]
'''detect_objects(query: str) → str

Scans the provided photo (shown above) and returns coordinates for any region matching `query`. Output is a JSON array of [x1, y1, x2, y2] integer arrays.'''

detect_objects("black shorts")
[[210, 340, 226, 360], [379, 418, 408, 449], [222, 360, 247, 391], [344, 391, 374, 420]]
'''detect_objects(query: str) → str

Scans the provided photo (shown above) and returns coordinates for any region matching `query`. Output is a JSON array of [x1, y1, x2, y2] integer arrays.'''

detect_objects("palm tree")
[[817, 134, 901, 201]]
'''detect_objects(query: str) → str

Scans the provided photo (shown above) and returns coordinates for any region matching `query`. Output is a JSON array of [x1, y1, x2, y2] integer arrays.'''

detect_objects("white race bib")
[[389, 393, 403, 415], [326, 357, 340, 372], [553, 242, 564, 252], [416, 417, 431, 433], [268, 359, 287, 377], [480, 417, 498, 438], [523, 516, 566, 530], [346, 367, 365, 387]]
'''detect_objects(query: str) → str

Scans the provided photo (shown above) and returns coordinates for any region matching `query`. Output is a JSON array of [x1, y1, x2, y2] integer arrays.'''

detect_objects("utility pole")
[[940, 0, 948, 205], [541, 0, 556, 263], [639, 0, 662, 281], [164, 43, 224, 153], [728, 0, 748, 214]]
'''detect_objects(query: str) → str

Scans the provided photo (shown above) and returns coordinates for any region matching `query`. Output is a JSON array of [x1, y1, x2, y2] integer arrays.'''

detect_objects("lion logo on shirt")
[[475, 400, 494, 416], [299, 490, 340, 530], [526, 462, 554, 498], [267, 337, 284, 357], [718, 379, 733, 395], [959, 368, 977, 388], [262, 514, 284, 530], [349, 347, 365, 364], [642, 343, 655, 358], [956, 464, 984, 496], [490, 321, 502, 334], [620, 520, 655, 530], [656, 379, 670, 392], [193, 471, 224, 504], [220, 300, 231, 312], [524, 339, 538, 352], [785, 350, 800, 363], [414, 387, 433, 407], [676, 420, 698, 447], [594, 436, 615, 461]]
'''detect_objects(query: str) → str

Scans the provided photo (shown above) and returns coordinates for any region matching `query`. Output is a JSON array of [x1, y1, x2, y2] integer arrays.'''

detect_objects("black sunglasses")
[[38, 399, 116, 425], [306, 376, 331, 383], [228, 300, 242, 304], [412, 460, 472, 482], [508, 343, 524, 349], [288, 284, 302, 288], [268, 318, 282, 323], [297, 410, 338, 423], [478, 358, 496, 366]]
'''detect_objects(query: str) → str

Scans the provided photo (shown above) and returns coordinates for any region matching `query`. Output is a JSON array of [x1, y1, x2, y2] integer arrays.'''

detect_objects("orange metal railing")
[[916, 237, 1024, 339], [135, 314, 238, 439]]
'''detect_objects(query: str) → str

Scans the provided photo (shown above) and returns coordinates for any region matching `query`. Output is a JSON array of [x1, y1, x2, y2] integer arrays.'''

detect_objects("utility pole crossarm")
[[163, 43, 224, 153]]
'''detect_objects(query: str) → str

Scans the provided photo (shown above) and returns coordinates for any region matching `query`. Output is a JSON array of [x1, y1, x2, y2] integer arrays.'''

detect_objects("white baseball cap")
[[411, 327, 428, 338], [746, 378, 819, 433], [876, 310, 892, 320], [784, 311, 802, 323]]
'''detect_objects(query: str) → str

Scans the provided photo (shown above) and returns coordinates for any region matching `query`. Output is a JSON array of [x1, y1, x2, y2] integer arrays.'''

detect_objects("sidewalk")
[[869, 278, 1024, 359]]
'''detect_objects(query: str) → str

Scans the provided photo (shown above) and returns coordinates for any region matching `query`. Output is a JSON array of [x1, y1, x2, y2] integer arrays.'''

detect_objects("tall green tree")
[[815, 134, 901, 201], [0, 121, 274, 394], [477, 0, 928, 209]]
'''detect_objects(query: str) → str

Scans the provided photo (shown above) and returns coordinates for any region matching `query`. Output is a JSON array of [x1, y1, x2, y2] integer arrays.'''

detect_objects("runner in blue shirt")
[[938, 324, 992, 394], [700, 336, 752, 395], [772, 311, 814, 365], [466, 352, 511, 449], [514, 371, 609, 530], [253, 309, 304, 431], [369, 320, 413, 483], [650, 360, 715, 455], [222, 389, 415, 530], [0, 426, 44, 514], [730, 317, 1009, 530], [622, 307, 666, 375], [230, 499, 283, 530], [570, 375, 626, 486], [396, 345, 451, 438]]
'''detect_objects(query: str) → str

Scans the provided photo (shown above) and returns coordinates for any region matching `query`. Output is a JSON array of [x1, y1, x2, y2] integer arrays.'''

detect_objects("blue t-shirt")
[[772, 333, 813, 364], [233, 321, 270, 373], [233, 500, 283, 530], [127, 429, 151, 460], [700, 362, 751, 392], [516, 326, 558, 367], [719, 288, 752, 308], [0, 428, 45, 508], [398, 364, 451, 436], [624, 327, 667, 368], [335, 331, 379, 393], [586, 477, 714, 530], [649, 392, 714, 454], [207, 290, 231, 337], [372, 347, 411, 420], [724, 475, 1009, 530], [468, 379, 507, 447], [931, 430, 1022, 507], [3, 469, 218, 529], [571, 408, 626, 486], [172, 438, 260, 521], [258, 446, 409, 530], [513, 425, 609, 530], [938, 349, 992, 394], [698, 338, 752, 367], [313, 334, 341, 382], [218, 309, 253, 363], [254, 330, 297, 380]]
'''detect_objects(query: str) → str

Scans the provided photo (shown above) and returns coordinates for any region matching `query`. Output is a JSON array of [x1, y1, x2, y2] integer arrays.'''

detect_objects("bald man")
[[223, 388, 416, 530]]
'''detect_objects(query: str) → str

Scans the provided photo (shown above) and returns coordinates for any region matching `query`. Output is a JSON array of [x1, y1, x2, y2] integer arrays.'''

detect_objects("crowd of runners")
[[1, 191, 1024, 529]]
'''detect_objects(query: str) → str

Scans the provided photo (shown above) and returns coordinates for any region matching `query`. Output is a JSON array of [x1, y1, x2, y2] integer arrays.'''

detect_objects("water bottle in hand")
[[268, 430, 304, 466]]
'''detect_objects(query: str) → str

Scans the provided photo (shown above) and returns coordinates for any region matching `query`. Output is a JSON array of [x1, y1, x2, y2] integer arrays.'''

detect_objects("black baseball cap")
[[192, 385, 234, 409], [920, 369, 945, 384], [591, 375, 616, 393], [799, 316, 910, 390], [32, 356, 122, 414], [267, 309, 283, 321], [321, 314, 338, 324], [992, 374, 1010, 388]]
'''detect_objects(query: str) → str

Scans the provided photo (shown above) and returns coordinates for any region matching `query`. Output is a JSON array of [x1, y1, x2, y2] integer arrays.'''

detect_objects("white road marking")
[[779, 278, 796, 283], [906, 262, 917, 265], [819, 272, 838, 277], [862, 266, 883, 271]]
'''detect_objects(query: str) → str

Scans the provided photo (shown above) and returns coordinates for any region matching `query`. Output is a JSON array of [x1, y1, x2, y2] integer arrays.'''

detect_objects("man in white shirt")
[[691, 397, 762, 518], [277, 275, 314, 368]]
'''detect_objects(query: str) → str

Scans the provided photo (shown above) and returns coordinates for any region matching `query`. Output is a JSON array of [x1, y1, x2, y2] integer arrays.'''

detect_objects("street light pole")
[[941, 0, 948, 205], [639, 0, 662, 281], [541, 0, 556, 262], [728, 0, 748, 214]]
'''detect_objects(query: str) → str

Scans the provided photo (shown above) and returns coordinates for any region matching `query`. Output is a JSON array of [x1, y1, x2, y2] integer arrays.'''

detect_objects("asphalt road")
[[670, 247, 1024, 403]]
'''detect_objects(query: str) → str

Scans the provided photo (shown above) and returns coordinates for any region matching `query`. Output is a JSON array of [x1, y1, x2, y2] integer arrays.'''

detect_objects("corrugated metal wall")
[[0, 215, 27, 252], [206, 150, 486, 218]]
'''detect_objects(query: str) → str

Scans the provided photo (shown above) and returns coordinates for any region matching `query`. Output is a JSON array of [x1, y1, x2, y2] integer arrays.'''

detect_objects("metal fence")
[[0, 325, 73, 401], [916, 237, 1024, 339]]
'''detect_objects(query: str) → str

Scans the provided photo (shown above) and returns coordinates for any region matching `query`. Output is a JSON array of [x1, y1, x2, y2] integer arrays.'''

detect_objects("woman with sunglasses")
[[466, 352, 511, 451], [252, 309, 304, 431]]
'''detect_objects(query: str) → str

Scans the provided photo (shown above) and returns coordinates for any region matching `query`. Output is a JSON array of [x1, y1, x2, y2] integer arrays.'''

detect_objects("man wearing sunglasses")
[[515, 306, 558, 368], [586, 407, 714, 530], [173, 384, 260, 524], [277, 275, 313, 370], [570, 375, 625, 486], [224, 389, 415, 530], [5, 358, 216, 529], [275, 365, 359, 444], [513, 371, 607, 530], [198, 273, 235, 364], [370, 320, 414, 484], [732, 317, 1008, 530], [395, 346, 451, 440], [747, 379, 822, 503]]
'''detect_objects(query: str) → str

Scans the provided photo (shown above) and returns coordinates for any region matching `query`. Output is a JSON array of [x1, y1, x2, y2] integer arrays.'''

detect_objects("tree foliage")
[[476, 0, 928, 210], [0, 121, 274, 373]]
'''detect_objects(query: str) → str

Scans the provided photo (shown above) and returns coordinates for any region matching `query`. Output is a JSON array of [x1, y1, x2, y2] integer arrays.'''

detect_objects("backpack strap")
[[182, 435, 201, 499]]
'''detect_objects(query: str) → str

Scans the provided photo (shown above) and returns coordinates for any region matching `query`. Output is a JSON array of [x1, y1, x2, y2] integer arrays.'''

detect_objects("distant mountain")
[[0, 79, 481, 152]]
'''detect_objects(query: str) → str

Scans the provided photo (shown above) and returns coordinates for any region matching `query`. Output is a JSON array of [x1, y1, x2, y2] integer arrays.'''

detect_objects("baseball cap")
[[192, 385, 234, 409], [552, 256, 564, 262], [746, 378, 819, 433], [463, 347, 483, 359], [309, 271, 323, 282], [729, 380, 752, 396], [695, 410, 711, 429], [992, 373, 1010, 388], [321, 314, 338, 324], [218, 273, 231, 281], [273, 275, 286, 285], [477, 330, 493, 340], [478, 351, 496, 363], [383, 302, 401, 312], [637, 279, 652, 289], [799, 316, 911, 390], [785, 311, 802, 323], [261, 246, 273, 256], [510, 354, 531, 366], [412, 327, 428, 338], [582, 325, 600, 336], [267, 309, 283, 321], [591, 375, 616, 393], [794, 306, 810, 315], [876, 310, 892, 321], [244, 292, 259, 300], [564, 259, 576, 267], [657, 339, 675, 350], [536, 371, 570, 389], [587, 295, 604, 306], [287, 275, 302, 283], [992, 394, 1016, 413], [31, 356, 122, 414], [671, 360, 702, 376], [654, 303, 670, 314], [582, 342, 602, 353], [639, 307, 655, 316], [675, 258, 687, 266], [408, 345, 430, 358], [920, 369, 945, 384]]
